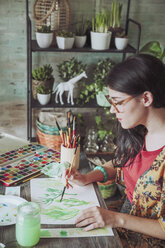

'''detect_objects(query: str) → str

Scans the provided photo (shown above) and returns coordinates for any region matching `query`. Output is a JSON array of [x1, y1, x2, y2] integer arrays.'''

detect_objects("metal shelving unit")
[[26, 0, 141, 141]]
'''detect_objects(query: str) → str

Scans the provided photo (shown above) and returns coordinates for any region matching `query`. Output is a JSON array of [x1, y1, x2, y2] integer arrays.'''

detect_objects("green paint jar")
[[16, 202, 40, 247]]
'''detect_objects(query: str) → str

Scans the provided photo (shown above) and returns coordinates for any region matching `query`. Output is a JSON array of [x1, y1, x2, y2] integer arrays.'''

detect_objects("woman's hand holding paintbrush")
[[65, 168, 87, 187]]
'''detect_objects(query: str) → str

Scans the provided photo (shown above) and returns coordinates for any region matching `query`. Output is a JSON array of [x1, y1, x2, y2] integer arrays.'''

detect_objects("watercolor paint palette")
[[0, 145, 60, 186], [0, 143, 45, 166]]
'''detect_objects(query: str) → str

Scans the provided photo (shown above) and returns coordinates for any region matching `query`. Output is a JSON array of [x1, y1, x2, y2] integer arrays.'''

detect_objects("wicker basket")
[[36, 119, 66, 151], [33, 0, 70, 32], [98, 180, 117, 199]]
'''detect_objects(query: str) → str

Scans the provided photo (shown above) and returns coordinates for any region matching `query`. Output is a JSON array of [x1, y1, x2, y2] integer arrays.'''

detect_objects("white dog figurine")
[[54, 71, 87, 105]]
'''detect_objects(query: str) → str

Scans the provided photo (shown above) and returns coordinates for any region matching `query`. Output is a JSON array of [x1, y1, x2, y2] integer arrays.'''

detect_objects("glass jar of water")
[[16, 202, 40, 247]]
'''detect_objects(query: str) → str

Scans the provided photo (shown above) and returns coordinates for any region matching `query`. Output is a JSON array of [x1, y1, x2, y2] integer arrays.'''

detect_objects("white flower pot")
[[37, 93, 51, 105], [115, 37, 128, 50], [90, 31, 112, 50], [36, 32, 53, 48], [75, 35, 87, 48], [96, 87, 111, 107], [56, 36, 75, 49]]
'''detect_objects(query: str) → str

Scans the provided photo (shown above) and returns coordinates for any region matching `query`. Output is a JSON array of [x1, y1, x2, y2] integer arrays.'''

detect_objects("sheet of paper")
[[40, 227, 114, 238], [30, 178, 100, 225], [0, 132, 29, 154], [5, 187, 20, 197]]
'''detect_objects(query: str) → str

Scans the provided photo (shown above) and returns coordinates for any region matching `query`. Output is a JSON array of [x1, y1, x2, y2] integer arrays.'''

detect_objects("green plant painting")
[[39, 187, 91, 220], [39, 187, 77, 205], [30, 178, 100, 225], [41, 206, 79, 220], [40, 227, 114, 238]]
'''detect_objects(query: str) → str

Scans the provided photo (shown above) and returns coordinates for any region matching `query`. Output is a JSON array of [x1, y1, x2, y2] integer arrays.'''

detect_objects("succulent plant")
[[115, 30, 127, 38], [56, 30, 75, 38], [37, 85, 51, 94], [37, 25, 52, 33], [32, 64, 53, 81], [57, 57, 86, 81]]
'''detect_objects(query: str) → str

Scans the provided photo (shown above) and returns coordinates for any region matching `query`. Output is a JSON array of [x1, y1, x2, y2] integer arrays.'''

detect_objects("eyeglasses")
[[105, 95, 134, 113]]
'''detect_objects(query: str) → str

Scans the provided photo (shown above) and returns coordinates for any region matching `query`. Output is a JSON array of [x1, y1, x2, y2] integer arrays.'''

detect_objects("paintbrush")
[[67, 111, 72, 145], [60, 145, 78, 202], [72, 116, 76, 137], [54, 117, 64, 143]]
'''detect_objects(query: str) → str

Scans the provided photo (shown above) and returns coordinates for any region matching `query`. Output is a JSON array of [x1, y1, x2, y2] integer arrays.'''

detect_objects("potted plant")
[[91, 10, 112, 50], [56, 30, 75, 49], [140, 41, 165, 62], [78, 58, 114, 105], [36, 25, 53, 48], [109, 1, 123, 48], [75, 18, 90, 48], [115, 30, 128, 50], [94, 59, 115, 106], [32, 64, 54, 100], [57, 57, 87, 97], [37, 85, 52, 105]]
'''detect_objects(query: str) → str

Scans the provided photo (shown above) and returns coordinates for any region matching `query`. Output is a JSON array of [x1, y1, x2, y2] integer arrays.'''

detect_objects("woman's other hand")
[[75, 206, 118, 231]]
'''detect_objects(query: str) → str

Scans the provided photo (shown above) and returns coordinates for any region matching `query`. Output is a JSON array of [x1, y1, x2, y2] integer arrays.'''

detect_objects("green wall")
[[0, 0, 164, 102]]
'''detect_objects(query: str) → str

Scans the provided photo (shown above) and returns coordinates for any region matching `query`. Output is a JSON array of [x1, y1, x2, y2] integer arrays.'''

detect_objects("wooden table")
[[0, 153, 123, 248]]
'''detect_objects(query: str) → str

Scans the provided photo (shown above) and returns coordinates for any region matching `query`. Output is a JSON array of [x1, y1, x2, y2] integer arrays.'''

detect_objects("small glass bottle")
[[16, 202, 40, 247], [100, 134, 115, 153], [84, 128, 99, 153]]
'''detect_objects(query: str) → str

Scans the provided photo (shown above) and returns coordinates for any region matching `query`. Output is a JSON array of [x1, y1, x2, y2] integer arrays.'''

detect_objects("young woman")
[[66, 54, 165, 243]]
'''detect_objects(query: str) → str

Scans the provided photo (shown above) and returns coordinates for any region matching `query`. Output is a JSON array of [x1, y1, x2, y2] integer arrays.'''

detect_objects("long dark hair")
[[107, 54, 165, 167]]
